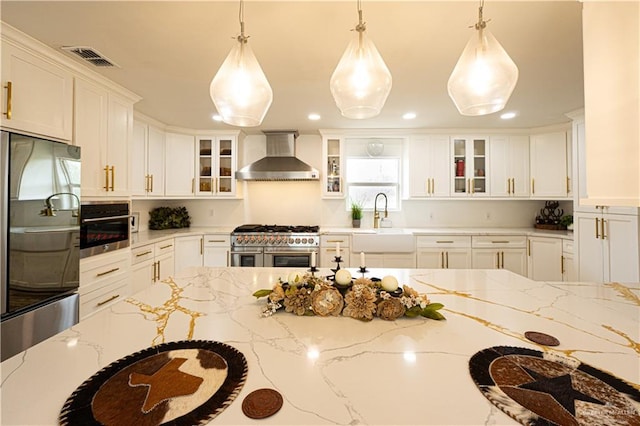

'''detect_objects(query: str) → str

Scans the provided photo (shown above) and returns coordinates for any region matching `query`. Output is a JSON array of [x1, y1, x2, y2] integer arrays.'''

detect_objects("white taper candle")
[[360, 251, 365, 268]]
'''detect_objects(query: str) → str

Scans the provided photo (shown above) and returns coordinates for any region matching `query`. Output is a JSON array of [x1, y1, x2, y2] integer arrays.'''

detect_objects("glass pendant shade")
[[210, 39, 273, 127], [330, 31, 392, 119], [447, 26, 518, 116]]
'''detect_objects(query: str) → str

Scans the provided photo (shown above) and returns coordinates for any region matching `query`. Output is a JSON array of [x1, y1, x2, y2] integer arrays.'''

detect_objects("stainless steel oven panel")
[[80, 201, 130, 259], [230, 249, 264, 267], [264, 250, 313, 268]]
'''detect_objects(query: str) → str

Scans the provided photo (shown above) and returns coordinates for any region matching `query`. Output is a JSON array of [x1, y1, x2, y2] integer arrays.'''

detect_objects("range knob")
[[302, 238, 308, 244], [295, 238, 301, 244]]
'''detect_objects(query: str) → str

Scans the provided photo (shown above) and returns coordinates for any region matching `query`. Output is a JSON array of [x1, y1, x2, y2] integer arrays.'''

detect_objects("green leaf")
[[404, 306, 421, 317], [421, 308, 446, 320], [425, 302, 444, 311], [252, 289, 273, 299]]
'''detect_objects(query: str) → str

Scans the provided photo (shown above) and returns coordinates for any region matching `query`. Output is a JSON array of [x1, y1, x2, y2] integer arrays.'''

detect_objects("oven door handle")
[[263, 250, 313, 255], [231, 250, 263, 255], [81, 214, 132, 223]]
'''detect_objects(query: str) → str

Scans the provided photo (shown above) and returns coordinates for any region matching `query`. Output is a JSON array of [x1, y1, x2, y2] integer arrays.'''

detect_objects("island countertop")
[[1, 267, 638, 425]]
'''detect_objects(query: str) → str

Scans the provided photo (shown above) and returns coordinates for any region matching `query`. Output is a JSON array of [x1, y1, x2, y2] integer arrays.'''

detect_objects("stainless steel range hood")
[[235, 130, 319, 181]]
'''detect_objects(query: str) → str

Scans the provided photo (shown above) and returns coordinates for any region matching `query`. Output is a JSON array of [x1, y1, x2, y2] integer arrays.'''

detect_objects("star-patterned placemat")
[[59, 340, 247, 426], [469, 346, 640, 425]]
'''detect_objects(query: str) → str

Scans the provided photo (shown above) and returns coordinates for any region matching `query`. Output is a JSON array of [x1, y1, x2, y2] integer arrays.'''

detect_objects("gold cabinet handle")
[[200, 237, 204, 255], [507, 178, 511, 194], [211, 177, 215, 194], [531, 178, 535, 195], [192, 178, 195, 193], [445, 251, 449, 269], [326, 239, 345, 243], [110, 166, 115, 191], [595, 217, 600, 239], [96, 267, 119, 277], [159, 244, 173, 250], [96, 294, 119, 307], [566, 176, 570, 194], [511, 178, 515, 195], [501, 251, 504, 269], [496, 252, 500, 269], [491, 240, 509, 244], [4, 81, 12, 119], [561, 255, 565, 275], [527, 240, 531, 256], [104, 165, 110, 191], [601, 218, 606, 240], [156, 261, 160, 281], [150, 174, 154, 192], [467, 178, 470, 194], [471, 178, 475, 194], [436, 240, 454, 244], [425, 179, 430, 195], [440, 252, 445, 269], [208, 240, 226, 243], [226, 250, 230, 267], [152, 261, 157, 282], [136, 250, 153, 257]]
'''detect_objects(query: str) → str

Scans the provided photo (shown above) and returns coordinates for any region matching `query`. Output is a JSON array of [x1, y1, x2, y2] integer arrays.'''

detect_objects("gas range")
[[231, 224, 320, 248]]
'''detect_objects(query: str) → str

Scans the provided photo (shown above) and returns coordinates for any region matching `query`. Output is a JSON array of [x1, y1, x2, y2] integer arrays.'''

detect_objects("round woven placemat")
[[469, 346, 640, 426], [242, 388, 283, 419], [59, 340, 247, 426]]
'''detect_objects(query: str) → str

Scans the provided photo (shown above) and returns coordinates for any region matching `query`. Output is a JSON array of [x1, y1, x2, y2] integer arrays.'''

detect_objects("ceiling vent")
[[61, 46, 119, 68]]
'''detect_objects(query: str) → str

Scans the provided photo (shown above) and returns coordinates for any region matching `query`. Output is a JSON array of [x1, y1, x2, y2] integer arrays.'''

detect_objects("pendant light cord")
[[355, 0, 366, 33], [237, 0, 248, 43], [475, 0, 488, 30]]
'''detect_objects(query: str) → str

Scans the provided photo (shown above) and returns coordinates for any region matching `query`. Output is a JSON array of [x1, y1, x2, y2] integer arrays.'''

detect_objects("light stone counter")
[[322, 227, 574, 240], [131, 226, 235, 248], [2, 268, 637, 425]]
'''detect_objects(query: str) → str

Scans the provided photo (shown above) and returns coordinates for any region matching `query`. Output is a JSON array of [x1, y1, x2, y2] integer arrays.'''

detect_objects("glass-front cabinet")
[[321, 134, 344, 198], [195, 135, 237, 197], [451, 136, 489, 197]]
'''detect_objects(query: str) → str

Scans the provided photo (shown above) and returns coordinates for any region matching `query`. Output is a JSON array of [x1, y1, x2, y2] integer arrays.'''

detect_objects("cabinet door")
[[408, 135, 450, 197], [204, 247, 229, 267], [575, 212, 605, 282], [502, 249, 527, 276], [605, 213, 640, 283], [528, 237, 562, 281], [156, 252, 175, 281], [445, 249, 472, 269], [106, 94, 131, 197], [147, 126, 165, 196], [472, 249, 499, 269], [417, 249, 445, 268], [322, 136, 344, 198], [562, 254, 576, 282], [215, 136, 236, 196], [130, 121, 148, 196], [530, 132, 569, 198], [165, 133, 195, 196], [451, 137, 489, 197], [174, 235, 203, 273], [74, 78, 108, 196], [1, 43, 73, 140], [131, 260, 154, 294], [509, 136, 530, 197]]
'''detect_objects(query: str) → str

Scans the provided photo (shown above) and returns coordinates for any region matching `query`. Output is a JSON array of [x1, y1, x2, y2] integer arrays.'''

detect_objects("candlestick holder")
[[330, 256, 342, 275], [358, 266, 368, 275], [307, 266, 318, 275]]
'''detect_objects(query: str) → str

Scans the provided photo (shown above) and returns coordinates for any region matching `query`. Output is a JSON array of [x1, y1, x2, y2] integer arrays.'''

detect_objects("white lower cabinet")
[[131, 239, 175, 294], [79, 249, 131, 320], [320, 234, 350, 268], [416, 236, 471, 269], [575, 211, 639, 283], [362, 253, 416, 268], [174, 235, 204, 273], [562, 239, 576, 282], [203, 234, 231, 267], [527, 236, 563, 281], [471, 236, 527, 276]]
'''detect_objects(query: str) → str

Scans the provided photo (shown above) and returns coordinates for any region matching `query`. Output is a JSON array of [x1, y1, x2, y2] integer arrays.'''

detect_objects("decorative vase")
[[352, 219, 361, 228]]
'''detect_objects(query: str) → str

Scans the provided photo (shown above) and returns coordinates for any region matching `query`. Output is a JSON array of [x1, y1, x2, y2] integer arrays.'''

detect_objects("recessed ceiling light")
[[500, 111, 517, 120], [212, 114, 223, 122], [402, 112, 417, 120], [308, 113, 321, 121]]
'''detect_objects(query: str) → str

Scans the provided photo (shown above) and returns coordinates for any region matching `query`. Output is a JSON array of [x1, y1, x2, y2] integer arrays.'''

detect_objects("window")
[[345, 138, 402, 211]]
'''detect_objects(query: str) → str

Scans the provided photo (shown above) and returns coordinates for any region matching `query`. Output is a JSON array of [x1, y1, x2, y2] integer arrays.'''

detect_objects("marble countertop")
[[2, 267, 637, 425]]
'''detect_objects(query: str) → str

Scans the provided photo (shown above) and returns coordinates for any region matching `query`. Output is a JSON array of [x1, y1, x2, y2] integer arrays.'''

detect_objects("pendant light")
[[447, 0, 518, 116], [210, 0, 272, 127], [330, 0, 392, 119]]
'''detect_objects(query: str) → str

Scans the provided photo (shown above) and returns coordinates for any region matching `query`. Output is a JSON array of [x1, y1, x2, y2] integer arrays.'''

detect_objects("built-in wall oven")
[[80, 201, 130, 258], [231, 225, 319, 268]]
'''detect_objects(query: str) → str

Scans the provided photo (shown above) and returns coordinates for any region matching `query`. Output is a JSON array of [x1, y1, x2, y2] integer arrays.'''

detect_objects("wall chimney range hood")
[[235, 130, 319, 181]]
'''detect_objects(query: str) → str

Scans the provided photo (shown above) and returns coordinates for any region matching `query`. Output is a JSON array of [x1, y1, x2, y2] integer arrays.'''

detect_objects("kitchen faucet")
[[40, 192, 80, 218], [373, 192, 388, 229]]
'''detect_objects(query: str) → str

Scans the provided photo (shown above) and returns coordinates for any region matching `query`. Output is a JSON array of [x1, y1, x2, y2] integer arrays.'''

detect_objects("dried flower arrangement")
[[252, 273, 445, 321]]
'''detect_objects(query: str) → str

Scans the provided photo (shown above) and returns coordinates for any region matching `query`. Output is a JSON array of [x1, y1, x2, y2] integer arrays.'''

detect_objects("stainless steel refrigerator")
[[1, 131, 80, 361]]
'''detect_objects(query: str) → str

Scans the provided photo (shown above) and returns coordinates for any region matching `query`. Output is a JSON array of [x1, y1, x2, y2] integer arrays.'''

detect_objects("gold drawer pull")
[[96, 267, 119, 277], [326, 239, 345, 243], [207, 240, 226, 243], [96, 294, 119, 307], [491, 240, 509, 244], [160, 244, 173, 250], [136, 250, 153, 257], [436, 240, 454, 244]]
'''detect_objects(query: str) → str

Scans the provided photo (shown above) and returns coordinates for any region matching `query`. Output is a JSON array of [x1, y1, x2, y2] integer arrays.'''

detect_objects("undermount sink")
[[351, 229, 415, 253]]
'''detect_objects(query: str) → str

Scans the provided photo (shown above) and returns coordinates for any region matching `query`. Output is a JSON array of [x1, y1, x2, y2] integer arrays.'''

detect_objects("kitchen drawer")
[[562, 239, 574, 254], [321, 234, 350, 248], [80, 250, 130, 288], [131, 243, 155, 265], [472, 235, 527, 248], [417, 235, 471, 248], [155, 239, 175, 254], [80, 276, 129, 319], [203, 234, 230, 247]]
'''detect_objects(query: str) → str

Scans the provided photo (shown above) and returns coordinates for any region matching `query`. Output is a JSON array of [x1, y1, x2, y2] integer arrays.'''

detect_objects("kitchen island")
[[1, 267, 638, 425]]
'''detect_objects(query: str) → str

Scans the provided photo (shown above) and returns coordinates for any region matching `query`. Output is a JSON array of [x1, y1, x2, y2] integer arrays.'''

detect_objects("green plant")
[[350, 200, 363, 220], [149, 206, 191, 230], [559, 215, 573, 228]]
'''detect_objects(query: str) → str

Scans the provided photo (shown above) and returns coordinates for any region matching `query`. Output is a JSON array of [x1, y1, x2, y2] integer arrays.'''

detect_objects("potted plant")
[[559, 215, 573, 230], [351, 200, 363, 228]]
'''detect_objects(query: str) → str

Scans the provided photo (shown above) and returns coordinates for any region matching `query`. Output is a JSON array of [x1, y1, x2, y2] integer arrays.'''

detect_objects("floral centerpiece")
[[252, 273, 445, 321]]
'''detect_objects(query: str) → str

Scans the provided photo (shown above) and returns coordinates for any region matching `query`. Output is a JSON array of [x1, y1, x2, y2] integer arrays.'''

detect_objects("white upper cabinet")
[[489, 135, 529, 197], [321, 134, 345, 198], [165, 132, 195, 197], [530, 131, 570, 199], [406, 135, 450, 198], [131, 120, 165, 197], [75, 78, 133, 197], [450, 136, 490, 197], [0, 40, 73, 141], [195, 135, 238, 197]]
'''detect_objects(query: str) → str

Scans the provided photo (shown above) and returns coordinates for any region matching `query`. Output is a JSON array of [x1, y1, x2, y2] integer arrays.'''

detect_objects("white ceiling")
[[0, 1, 584, 135]]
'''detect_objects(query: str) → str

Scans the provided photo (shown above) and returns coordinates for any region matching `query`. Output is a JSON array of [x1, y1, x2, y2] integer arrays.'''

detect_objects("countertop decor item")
[[350, 200, 363, 228], [534, 200, 565, 230], [241, 388, 283, 419], [59, 340, 248, 426], [469, 346, 640, 426], [148, 206, 191, 230], [252, 273, 445, 321]]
